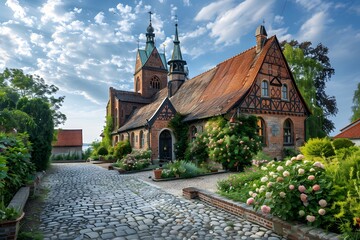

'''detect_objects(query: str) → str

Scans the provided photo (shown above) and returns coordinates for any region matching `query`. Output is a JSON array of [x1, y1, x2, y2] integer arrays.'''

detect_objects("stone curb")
[[183, 187, 340, 240]]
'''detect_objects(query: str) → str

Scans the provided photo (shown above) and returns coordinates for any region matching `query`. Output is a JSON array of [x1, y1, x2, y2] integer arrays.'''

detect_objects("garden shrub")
[[283, 147, 299, 159], [97, 146, 108, 156], [332, 138, 355, 150], [161, 160, 205, 178], [168, 113, 189, 160], [114, 140, 132, 160], [113, 149, 151, 171], [186, 132, 208, 163], [300, 138, 335, 160], [206, 115, 262, 171], [0, 133, 35, 205]]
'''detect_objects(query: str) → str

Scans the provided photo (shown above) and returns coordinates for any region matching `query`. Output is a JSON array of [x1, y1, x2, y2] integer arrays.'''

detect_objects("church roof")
[[334, 118, 360, 139], [138, 49, 167, 70], [118, 35, 281, 132], [113, 89, 152, 104]]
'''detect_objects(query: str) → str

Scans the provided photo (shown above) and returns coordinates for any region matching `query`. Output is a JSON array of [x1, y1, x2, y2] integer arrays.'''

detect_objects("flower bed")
[[112, 150, 151, 172], [217, 151, 360, 238]]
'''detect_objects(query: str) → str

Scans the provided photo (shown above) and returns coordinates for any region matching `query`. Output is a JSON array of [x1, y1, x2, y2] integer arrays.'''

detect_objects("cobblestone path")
[[39, 163, 284, 240]]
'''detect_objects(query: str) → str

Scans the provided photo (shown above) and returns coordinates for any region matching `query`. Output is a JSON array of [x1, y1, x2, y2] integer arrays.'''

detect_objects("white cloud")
[[73, 7, 82, 13], [94, 12, 106, 25], [195, 0, 233, 21], [183, 0, 190, 7], [5, 0, 35, 26], [203, 0, 276, 45], [30, 33, 47, 48], [0, 26, 32, 57], [274, 15, 284, 25], [295, 0, 323, 10], [40, 0, 75, 24], [297, 11, 327, 42]]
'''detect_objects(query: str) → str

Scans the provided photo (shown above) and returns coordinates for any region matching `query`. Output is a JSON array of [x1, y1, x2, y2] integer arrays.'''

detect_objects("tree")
[[281, 41, 337, 136], [17, 98, 54, 171], [0, 68, 66, 126], [101, 116, 113, 150], [351, 82, 360, 122]]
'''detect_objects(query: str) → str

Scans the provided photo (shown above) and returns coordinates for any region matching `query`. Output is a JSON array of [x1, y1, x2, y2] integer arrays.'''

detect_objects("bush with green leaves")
[[168, 113, 189, 160], [0, 133, 35, 205], [332, 138, 355, 150], [114, 140, 132, 160], [161, 160, 205, 178], [300, 138, 335, 161], [97, 146, 108, 156], [113, 149, 151, 171]]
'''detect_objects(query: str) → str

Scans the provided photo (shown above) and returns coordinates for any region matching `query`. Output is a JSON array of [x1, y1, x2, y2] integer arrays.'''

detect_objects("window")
[[150, 76, 160, 89], [131, 132, 135, 147], [261, 80, 269, 97], [283, 119, 293, 145], [190, 126, 197, 141], [140, 131, 145, 148], [121, 134, 124, 141], [282, 84, 288, 100], [257, 118, 266, 145], [136, 77, 140, 92]]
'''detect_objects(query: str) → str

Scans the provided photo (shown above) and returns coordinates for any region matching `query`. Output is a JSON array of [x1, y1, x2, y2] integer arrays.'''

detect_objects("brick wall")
[[183, 187, 340, 240]]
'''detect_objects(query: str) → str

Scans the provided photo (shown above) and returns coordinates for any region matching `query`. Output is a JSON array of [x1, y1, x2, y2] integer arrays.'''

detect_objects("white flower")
[[285, 160, 292, 166], [309, 168, 315, 172], [279, 192, 286, 198], [265, 192, 272, 198], [283, 171, 290, 177], [261, 166, 268, 171], [298, 168, 305, 175], [261, 176, 268, 182], [249, 191, 254, 196], [277, 166, 284, 172]]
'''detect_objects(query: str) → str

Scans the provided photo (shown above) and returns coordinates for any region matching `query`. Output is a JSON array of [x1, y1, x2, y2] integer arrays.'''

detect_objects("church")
[[106, 16, 310, 161]]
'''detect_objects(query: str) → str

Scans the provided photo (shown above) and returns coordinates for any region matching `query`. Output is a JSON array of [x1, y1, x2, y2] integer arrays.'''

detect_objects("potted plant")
[[153, 168, 162, 179], [0, 202, 24, 240]]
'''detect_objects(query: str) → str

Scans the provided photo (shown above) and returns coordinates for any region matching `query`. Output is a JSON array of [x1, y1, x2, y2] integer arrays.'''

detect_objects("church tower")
[[167, 23, 187, 97], [134, 12, 168, 98]]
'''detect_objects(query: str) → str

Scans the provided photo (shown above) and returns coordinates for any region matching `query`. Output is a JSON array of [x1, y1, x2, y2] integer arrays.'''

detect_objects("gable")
[[143, 48, 166, 69], [334, 119, 360, 139], [148, 97, 176, 126], [239, 40, 310, 116]]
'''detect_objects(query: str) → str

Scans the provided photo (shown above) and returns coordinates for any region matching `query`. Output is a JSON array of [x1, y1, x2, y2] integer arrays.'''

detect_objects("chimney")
[[255, 25, 267, 53]]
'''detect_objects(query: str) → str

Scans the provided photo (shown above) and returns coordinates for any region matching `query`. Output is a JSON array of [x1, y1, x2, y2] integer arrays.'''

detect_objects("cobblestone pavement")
[[39, 163, 285, 240]]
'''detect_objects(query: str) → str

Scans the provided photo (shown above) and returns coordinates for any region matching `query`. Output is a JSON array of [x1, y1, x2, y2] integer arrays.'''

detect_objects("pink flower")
[[289, 184, 295, 190], [300, 193, 308, 202], [313, 162, 325, 169], [318, 209, 326, 215], [252, 193, 257, 198], [296, 154, 305, 160], [298, 185, 306, 193], [306, 215, 316, 222], [312, 184, 320, 191], [246, 197, 255, 205], [308, 175, 315, 181], [261, 205, 271, 214], [318, 199, 327, 207]]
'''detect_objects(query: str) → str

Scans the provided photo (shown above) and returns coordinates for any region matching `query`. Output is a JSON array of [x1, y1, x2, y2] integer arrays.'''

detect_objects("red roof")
[[334, 119, 360, 139], [53, 129, 83, 147]]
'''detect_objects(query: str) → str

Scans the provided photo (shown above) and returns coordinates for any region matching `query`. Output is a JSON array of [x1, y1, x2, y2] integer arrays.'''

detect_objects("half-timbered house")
[[106, 19, 310, 161]]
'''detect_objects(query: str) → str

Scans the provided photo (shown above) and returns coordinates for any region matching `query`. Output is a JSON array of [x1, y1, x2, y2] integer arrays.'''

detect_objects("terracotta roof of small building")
[[53, 129, 83, 147], [118, 36, 286, 132], [334, 118, 360, 139]]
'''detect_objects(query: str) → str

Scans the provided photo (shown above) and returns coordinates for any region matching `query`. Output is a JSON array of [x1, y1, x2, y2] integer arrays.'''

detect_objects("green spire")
[[171, 23, 183, 61], [145, 11, 155, 55]]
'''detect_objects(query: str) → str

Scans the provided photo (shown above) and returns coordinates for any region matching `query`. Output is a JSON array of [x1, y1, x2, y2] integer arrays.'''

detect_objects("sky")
[[0, 0, 359, 143]]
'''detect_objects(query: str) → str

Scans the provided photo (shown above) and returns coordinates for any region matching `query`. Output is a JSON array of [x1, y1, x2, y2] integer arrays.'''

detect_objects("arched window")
[[261, 80, 269, 97], [121, 134, 124, 141], [257, 118, 266, 146], [150, 76, 160, 89], [140, 131, 145, 148], [115, 136, 119, 144], [282, 84, 288, 100], [131, 132, 135, 147], [283, 119, 293, 145], [190, 126, 197, 141], [136, 77, 140, 92]]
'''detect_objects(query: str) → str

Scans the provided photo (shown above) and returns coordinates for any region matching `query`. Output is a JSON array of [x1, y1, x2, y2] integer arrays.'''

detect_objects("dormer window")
[[261, 80, 269, 97]]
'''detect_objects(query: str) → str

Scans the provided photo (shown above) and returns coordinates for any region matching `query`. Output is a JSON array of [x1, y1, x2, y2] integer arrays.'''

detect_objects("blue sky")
[[0, 0, 359, 143]]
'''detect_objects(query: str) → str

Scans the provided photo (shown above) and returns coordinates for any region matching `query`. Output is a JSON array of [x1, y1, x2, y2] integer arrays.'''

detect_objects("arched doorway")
[[159, 130, 172, 160]]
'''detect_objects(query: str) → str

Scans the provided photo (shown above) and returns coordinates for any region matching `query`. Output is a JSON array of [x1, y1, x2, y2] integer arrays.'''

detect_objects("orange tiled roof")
[[118, 36, 282, 132], [334, 119, 360, 139], [53, 129, 83, 147]]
